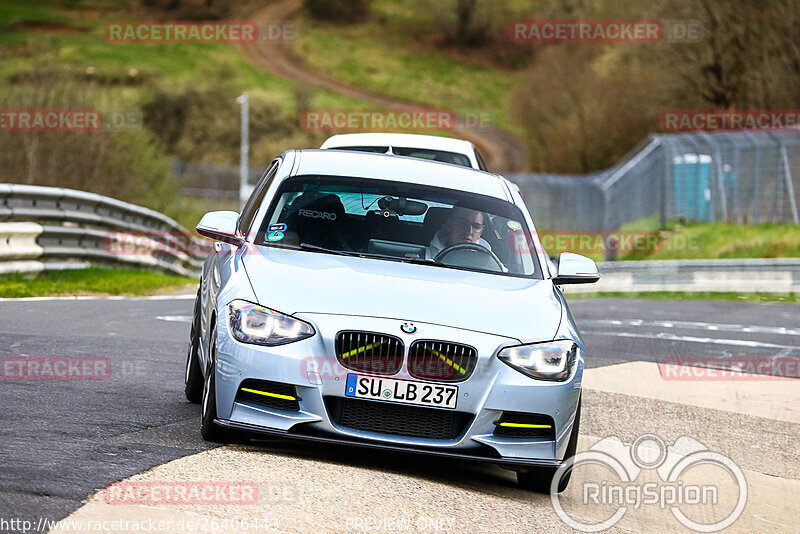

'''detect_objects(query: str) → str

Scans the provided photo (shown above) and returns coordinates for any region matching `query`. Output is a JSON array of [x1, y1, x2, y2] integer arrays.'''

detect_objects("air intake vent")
[[236, 379, 300, 411], [493, 412, 555, 439], [407, 340, 478, 382], [335, 331, 404, 375], [325, 397, 472, 440]]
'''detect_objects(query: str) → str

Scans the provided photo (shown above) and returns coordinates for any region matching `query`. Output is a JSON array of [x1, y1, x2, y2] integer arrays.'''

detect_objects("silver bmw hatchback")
[[186, 149, 599, 493]]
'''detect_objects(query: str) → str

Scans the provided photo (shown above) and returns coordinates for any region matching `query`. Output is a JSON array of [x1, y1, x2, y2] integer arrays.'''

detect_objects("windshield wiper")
[[358, 252, 450, 268], [296, 244, 452, 269], [297, 243, 361, 257]]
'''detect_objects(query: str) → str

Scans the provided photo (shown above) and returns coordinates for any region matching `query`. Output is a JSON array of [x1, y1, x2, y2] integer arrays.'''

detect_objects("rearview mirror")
[[196, 211, 243, 247], [377, 196, 428, 216], [553, 252, 600, 285]]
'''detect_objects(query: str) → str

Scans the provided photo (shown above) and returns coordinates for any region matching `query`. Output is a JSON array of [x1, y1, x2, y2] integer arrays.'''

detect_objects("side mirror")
[[196, 211, 243, 247], [553, 252, 600, 285]]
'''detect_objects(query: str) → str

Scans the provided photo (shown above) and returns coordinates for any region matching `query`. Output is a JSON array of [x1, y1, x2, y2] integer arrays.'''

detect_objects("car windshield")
[[329, 146, 472, 168], [256, 175, 542, 278]]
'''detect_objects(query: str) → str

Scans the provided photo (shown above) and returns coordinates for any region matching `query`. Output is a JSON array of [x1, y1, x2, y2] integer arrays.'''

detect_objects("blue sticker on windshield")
[[268, 223, 287, 232], [267, 231, 284, 242]]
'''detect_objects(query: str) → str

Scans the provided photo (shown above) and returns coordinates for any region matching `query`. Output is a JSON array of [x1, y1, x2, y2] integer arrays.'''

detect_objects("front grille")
[[325, 397, 472, 440], [493, 412, 555, 439], [335, 331, 404, 375], [235, 379, 300, 411], [407, 340, 478, 382]]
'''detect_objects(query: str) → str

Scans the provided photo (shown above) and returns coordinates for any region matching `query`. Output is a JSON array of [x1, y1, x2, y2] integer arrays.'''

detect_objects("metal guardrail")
[[568, 258, 800, 294], [0, 184, 206, 277], [3, 184, 797, 292]]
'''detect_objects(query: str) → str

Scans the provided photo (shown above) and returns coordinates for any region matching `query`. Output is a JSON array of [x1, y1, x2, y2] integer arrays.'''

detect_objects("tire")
[[200, 322, 234, 443], [184, 287, 203, 403], [517, 397, 581, 494]]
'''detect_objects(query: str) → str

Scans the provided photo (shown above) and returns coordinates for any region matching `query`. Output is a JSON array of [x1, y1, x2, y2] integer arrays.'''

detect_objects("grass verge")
[[565, 291, 799, 304], [0, 0, 374, 111], [0, 267, 197, 298], [541, 218, 800, 262], [620, 222, 800, 261], [294, 3, 524, 135]]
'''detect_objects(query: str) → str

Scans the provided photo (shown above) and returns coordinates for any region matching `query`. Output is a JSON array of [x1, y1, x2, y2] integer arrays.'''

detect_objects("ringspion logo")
[[552, 434, 747, 532]]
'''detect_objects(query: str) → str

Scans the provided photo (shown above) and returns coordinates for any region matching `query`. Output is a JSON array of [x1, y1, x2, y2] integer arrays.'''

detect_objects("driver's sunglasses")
[[453, 217, 485, 233]]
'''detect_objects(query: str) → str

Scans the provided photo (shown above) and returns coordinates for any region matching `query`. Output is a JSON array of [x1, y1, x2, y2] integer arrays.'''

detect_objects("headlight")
[[228, 300, 315, 346], [497, 340, 578, 381]]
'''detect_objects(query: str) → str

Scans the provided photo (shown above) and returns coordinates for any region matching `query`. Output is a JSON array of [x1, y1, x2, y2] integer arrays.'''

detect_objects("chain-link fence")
[[172, 160, 263, 200], [511, 131, 800, 231], [175, 131, 800, 231]]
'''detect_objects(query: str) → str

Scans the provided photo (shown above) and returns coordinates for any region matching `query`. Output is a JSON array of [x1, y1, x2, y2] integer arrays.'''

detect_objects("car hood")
[[242, 245, 562, 341]]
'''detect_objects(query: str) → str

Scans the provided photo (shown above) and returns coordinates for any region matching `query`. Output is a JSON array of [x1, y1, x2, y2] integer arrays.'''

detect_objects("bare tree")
[[456, 0, 477, 45], [655, 0, 799, 109]]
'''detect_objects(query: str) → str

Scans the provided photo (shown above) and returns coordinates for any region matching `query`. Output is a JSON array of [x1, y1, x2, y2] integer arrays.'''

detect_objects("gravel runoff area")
[[52, 376, 799, 534]]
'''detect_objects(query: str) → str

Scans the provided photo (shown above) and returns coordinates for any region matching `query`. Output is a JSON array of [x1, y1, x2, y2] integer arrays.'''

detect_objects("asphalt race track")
[[0, 295, 797, 533], [0, 296, 211, 530]]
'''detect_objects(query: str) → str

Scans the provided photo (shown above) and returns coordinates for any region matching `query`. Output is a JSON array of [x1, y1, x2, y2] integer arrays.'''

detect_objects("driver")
[[428, 206, 492, 258]]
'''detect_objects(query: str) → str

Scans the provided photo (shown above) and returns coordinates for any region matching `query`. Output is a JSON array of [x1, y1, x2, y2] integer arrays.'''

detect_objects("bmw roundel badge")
[[400, 322, 417, 334]]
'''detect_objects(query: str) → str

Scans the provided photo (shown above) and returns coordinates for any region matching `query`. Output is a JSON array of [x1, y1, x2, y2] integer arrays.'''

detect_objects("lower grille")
[[236, 379, 300, 411], [325, 397, 472, 440], [408, 340, 478, 382], [493, 412, 555, 439], [336, 331, 404, 375]]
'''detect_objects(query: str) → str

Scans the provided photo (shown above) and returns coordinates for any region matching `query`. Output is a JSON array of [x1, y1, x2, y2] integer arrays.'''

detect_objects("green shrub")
[[0, 80, 177, 212], [142, 82, 325, 167]]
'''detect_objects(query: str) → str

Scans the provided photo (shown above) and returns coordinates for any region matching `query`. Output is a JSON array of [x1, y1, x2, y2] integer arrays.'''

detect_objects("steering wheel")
[[433, 243, 504, 272]]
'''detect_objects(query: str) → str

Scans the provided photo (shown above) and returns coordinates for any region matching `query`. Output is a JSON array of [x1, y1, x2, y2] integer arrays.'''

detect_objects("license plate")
[[345, 374, 458, 409]]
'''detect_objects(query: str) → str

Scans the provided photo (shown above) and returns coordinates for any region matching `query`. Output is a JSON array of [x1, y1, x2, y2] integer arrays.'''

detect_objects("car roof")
[[288, 149, 510, 200], [320, 133, 476, 154]]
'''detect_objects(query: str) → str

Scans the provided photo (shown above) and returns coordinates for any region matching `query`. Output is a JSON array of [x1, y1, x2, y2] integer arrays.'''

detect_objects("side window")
[[238, 160, 279, 237]]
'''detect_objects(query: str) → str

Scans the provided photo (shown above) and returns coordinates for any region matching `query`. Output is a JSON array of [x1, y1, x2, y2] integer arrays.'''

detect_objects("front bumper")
[[214, 311, 583, 465]]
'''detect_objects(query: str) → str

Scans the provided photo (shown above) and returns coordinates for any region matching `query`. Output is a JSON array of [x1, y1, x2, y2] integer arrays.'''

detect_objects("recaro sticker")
[[298, 209, 337, 221]]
